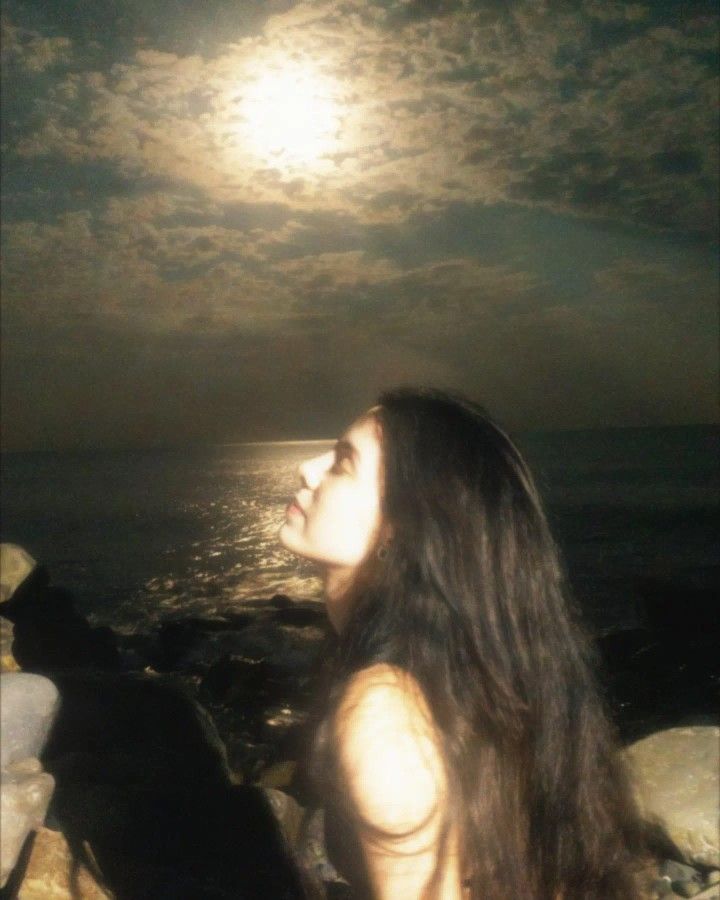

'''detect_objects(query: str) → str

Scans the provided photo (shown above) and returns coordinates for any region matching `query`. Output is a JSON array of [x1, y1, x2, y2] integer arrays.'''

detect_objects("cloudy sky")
[[1, 0, 717, 451]]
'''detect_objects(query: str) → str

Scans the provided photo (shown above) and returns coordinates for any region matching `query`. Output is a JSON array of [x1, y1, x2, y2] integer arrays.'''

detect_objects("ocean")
[[1, 426, 718, 638]]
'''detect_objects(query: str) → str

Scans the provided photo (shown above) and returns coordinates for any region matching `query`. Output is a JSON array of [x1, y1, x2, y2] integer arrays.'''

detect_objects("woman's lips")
[[286, 500, 304, 519]]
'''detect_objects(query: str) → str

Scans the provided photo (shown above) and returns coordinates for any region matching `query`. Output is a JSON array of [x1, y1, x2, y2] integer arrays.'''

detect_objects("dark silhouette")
[[1, 567, 310, 899]]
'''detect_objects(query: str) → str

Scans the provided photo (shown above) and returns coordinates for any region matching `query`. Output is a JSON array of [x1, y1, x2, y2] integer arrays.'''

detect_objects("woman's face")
[[279, 414, 383, 576]]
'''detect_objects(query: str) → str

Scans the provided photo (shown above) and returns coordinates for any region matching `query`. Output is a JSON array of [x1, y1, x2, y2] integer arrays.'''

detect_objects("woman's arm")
[[333, 663, 463, 899]]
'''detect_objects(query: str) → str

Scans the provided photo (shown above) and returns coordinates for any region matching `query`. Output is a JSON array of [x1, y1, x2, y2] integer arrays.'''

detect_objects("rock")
[[673, 880, 701, 898], [2, 570, 121, 672], [661, 860, 702, 883], [17, 826, 111, 899], [625, 727, 720, 867], [1, 767, 56, 889], [270, 606, 324, 628], [2, 616, 20, 672], [36, 671, 307, 897], [259, 761, 297, 790], [686, 885, 720, 900], [42, 671, 232, 790], [1, 673, 61, 887], [200, 655, 275, 708], [651, 875, 674, 896], [0, 544, 37, 604], [162, 618, 324, 676], [707, 871, 720, 886], [262, 786, 304, 846], [1, 673, 60, 769]]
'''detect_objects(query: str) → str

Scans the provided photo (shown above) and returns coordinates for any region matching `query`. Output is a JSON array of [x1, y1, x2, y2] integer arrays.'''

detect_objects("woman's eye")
[[331, 456, 351, 474]]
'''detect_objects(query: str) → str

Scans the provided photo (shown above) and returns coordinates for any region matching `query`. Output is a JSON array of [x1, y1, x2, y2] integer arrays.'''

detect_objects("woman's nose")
[[299, 452, 332, 490]]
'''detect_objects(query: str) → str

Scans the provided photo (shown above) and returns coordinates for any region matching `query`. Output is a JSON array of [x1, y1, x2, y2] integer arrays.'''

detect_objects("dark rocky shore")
[[1, 552, 718, 899]]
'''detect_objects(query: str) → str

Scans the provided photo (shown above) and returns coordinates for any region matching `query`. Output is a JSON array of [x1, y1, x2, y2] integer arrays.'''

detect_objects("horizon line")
[[1, 421, 717, 455]]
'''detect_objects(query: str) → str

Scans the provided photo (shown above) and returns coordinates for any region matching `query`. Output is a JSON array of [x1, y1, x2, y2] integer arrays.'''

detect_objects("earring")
[[376, 542, 390, 561]]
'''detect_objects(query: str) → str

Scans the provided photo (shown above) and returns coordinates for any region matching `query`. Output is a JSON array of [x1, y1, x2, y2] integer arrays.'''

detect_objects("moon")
[[239, 65, 341, 167]]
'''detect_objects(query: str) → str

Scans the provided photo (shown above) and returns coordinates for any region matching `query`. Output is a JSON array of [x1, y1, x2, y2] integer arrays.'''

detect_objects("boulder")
[[625, 726, 720, 867], [16, 826, 111, 899], [1, 673, 61, 769], [1, 764, 56, 890], [0, 544, 37, 604], [2, 571, 122, 673], [1, 673, 60, 887], [38, 672, 308, 897]]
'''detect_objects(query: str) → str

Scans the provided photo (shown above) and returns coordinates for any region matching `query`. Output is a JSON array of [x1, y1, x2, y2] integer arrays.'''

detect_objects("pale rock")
[[17, 826, 112, 899], [625, 727, 720, 867], [1, 673, 60, 769], [1, 766, 55, 887], [1, 673, 60, 887], [0, 544, 36, 604]]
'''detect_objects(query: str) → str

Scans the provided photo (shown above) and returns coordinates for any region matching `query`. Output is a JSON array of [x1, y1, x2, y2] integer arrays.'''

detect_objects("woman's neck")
[[323, 566, 355, 632]]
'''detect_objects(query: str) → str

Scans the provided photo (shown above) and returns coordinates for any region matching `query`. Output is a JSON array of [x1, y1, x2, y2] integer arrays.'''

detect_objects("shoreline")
[[2, 553, 719, 898]]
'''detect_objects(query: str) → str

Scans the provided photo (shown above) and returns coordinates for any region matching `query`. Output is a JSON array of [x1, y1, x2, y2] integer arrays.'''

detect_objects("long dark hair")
[[308, 388, 641, 899]]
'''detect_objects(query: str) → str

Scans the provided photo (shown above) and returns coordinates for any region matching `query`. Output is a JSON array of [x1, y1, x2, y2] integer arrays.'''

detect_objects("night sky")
[[1, 0, 718, 451]]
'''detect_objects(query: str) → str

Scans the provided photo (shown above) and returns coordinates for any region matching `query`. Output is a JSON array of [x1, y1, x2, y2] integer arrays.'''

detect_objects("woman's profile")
[[279, 388, 641, 900]]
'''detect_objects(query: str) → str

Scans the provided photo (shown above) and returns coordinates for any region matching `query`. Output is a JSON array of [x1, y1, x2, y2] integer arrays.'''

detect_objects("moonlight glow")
[[239, 66, 340, 167]]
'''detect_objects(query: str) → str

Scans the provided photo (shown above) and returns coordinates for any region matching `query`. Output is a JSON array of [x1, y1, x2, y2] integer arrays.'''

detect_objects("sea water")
[[1, 426, 717, 636]]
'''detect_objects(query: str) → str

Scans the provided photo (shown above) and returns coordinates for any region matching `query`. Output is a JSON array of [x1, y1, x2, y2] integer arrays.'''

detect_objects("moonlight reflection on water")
[[118, 441, 333, 630]]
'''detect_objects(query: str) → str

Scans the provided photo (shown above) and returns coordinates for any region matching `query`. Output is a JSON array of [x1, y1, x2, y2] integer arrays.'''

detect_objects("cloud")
[[0, 18, 73, 72], [1, 1, 717, 448], [4, 1, 716, 233]]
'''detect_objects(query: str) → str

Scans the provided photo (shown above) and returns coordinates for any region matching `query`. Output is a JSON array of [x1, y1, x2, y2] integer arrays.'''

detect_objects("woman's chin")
[[278, 520, 300, 553]]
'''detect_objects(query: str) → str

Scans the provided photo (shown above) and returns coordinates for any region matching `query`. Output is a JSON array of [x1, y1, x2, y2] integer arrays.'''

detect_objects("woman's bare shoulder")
[[333, 663, 447, 836]]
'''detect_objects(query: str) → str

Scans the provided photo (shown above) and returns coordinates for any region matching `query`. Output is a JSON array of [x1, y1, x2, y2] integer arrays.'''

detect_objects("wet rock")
[[152, 619, 206, 671], [200, 655, 275, 708], [271, 606, 324, 628], [169, 619, 323, 677], [626, 727, 720, 867], [221, 611, 255, 630]]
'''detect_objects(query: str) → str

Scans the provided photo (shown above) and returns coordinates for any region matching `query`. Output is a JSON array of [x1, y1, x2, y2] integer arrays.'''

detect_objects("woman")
[[279, 388, 641, 900]]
